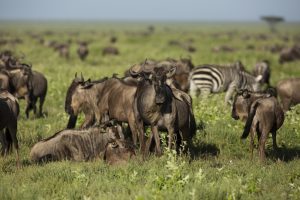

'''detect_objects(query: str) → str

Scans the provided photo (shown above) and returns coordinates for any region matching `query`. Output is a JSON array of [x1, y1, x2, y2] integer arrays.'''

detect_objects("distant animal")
[[189, 63, 262, 104], [276, 77, 300, 112], [212, 45, 235, 53], [55, 44, 70, 59], [232, 89, 284, 162], [279, 45, 300, 64], [30, 125, 135, 164], [253, 60, 271, 87], [77, 42, 89, 61], [0, 90, 20, 167], [102, 46, 119, 56]]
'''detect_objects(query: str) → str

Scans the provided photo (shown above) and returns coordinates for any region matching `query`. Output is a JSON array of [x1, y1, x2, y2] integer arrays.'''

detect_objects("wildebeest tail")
[[241, 101, 260, 139]]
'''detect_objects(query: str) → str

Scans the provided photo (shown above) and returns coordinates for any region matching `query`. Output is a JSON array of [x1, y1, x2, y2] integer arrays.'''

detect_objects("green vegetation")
[[1, 22, 300, 200]]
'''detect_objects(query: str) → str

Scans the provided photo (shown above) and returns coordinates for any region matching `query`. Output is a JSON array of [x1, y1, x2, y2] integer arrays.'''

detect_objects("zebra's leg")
[[189, 80, 198, 98], [199, 88, 211, 99], [225, 84, 236, 105]]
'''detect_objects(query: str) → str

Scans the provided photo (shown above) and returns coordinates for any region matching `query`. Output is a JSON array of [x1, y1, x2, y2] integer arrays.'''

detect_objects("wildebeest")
[[212, 45, 235, 53], [0, 90, 20, 167], [30, 125, 135, 164], [253, 60, 271, 87], [276, 78, 300, 112], [65, 74, 142, 148], [26, 69, 48, 118], [55, 43, 70, 59], [130, 66, 196, 155], [279, 45, 300, 64], [232, 89, 284, 162], [77, 41, 89, 61], [102, 46, 119, 56]]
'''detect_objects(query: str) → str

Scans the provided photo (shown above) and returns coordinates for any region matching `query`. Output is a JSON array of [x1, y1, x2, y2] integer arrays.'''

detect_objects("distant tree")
[[261, 16, 284, 33]]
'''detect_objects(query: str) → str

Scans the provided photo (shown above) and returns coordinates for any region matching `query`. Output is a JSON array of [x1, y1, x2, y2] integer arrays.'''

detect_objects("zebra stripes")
[[189, 64, 262, 103]]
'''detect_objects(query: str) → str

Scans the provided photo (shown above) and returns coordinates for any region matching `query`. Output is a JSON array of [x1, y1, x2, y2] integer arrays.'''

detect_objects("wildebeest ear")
[[255, 75, 263, 82], [82, 79, 93, 89], [166, 66, 176, 78]]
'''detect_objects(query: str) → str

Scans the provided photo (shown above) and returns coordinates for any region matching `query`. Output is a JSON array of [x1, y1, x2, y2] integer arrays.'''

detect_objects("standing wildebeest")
[[253, 60, 271, 87], [276, 77, 300, 112], [55, 43, 70, 59], [30, 125, 135, 164], [65, 74, 143, 148], [130, 67, 176, 155], [77, 42, 89, 61], [232, 89, 284, 162], [190, 62, 262, 104], [0, 90, 20, 167], [26, 69, 48, 118]]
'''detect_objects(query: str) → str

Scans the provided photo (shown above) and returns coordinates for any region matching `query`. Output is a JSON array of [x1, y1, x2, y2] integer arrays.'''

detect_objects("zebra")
[[189, 64, 262, 104]]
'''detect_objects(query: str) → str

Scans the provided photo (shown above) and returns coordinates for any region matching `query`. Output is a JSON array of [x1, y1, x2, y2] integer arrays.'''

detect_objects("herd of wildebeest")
[[0, 31, 300, 168]]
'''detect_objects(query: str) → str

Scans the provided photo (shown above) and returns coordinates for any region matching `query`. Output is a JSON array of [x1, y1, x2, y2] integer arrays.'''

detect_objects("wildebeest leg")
[[151, 125, 162, 156], [258, 131, 268, 163], [8, 124, 20, 168], [271, 131, 278, 150], [0, 130, 7, 156], [80, 114, 95, 129], [117, 123, 125, 140], [250, 126, 256, 160], [281, 98, 291, 112], [25, 95, 32, 119], [67, 114, 78, 129], [39, 95, 46, 117], [144, 132, 153, 157]]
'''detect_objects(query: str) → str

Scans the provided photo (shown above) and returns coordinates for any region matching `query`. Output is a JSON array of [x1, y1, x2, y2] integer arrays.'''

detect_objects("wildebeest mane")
[[42, 130, 64, 142], [90, 77, 108, 84]]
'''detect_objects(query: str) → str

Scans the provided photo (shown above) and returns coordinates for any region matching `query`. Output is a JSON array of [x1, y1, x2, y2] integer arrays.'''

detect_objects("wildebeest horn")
[[80, 72, 84, 82], [75, 72, 78, 78]]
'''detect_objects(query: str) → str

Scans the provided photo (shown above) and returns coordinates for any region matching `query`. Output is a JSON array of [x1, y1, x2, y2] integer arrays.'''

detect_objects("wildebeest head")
[[65, 73, 85, 115], [8, 63, 32, 97], [104, 139, 136, 165]]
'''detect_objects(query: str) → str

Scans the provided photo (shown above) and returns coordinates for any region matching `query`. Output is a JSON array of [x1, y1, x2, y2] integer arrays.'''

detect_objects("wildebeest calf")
[[30, 125, 135, 164]]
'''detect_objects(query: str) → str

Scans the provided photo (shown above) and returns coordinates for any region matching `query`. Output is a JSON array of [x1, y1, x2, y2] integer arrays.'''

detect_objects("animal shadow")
[[267, 145, 300, 162], [190, 142, 220, 159]]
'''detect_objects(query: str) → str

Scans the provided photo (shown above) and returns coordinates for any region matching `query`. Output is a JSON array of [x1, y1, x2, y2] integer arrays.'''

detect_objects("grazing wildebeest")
[[102, 46, 119, 56], [77, 42, 89, 61], [276, 78, 300, 112], [279, 45, 300, 64], [232, 89, 284, 162], [30, 125, 135, 164], [0, 90, 20, 167], [130, 67, 176, 155], [190, 62, 262, 104], [212, 45, 235, 53], [253, 60, 271, 87]]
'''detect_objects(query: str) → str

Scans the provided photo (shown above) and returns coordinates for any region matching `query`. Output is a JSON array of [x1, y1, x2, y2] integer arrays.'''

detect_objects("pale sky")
[[0, 0, 299, 21]]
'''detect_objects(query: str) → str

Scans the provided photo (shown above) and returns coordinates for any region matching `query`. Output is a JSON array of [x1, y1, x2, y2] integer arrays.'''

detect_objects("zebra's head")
[[241, 72, 263, 92]]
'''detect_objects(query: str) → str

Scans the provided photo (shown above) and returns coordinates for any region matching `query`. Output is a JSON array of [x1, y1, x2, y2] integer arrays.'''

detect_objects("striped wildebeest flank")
[[29, 124, 136, 164], [276, 77, 300, 112], [0, 90, 20, 167], [130, 64, 196, 156], [77, 41, 89, 61], [232, 89, 284, 162], [64, 73, 143, 149], [252, 60, 271, 87], [189, 62, 262, 104]]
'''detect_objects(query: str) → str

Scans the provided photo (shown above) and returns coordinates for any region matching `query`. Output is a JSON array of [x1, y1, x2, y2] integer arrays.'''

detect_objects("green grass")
[[1, 22, 300, 200]]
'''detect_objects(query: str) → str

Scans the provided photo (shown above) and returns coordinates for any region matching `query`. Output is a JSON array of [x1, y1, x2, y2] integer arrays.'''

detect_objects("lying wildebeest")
[[212, 45, 235, 53], [276, 77, 300, 112], [30, 125, 135, 164], [279, 45, 300, 64], [130, 66, 196, 155], [0, 90, 20, 167], [232, 89, 284, 162], [77, 41, 89, 61], [253, 60, 271, 87], [65, 74, 142, 148], [102, 46, 119, 56]]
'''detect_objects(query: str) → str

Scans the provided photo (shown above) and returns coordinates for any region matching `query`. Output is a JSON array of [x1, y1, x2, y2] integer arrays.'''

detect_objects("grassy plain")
[[0, 21, 300, 199]]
